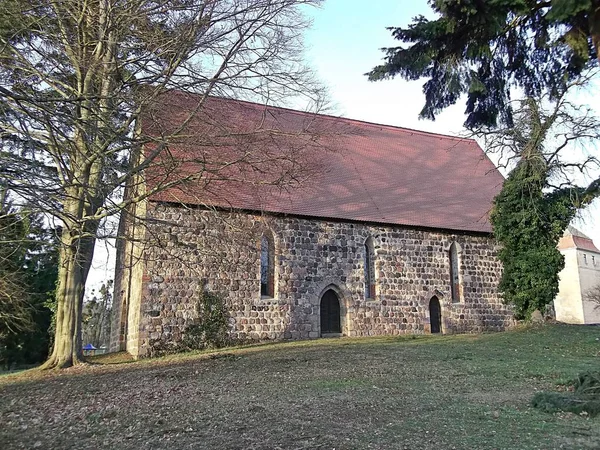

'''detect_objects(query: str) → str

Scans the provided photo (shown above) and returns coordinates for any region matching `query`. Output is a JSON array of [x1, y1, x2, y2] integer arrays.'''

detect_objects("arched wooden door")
[[429, 296, 442, 334], [320, 289, 341, 335]]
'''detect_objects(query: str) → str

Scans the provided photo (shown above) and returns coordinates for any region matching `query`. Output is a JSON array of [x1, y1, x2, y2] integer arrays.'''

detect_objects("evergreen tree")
[[487, 93, 596, 319], [368, 0, 600, 128], [491, 155, 580, 319], [0, 199, 57, 368], [368, 2, 600, 318]]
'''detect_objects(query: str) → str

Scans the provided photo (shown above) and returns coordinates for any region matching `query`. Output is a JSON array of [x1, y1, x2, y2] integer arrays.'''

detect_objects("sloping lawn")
[[1, 324, 599, 449]]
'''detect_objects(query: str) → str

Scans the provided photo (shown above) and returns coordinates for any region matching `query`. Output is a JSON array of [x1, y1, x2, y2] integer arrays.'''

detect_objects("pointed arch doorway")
[[429, 296, 442, 334], [320, 289, 341, 335]]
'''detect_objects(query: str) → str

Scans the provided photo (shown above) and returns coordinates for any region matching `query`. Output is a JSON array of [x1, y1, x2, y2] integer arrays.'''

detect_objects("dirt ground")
[[1, 324, 599, 449]]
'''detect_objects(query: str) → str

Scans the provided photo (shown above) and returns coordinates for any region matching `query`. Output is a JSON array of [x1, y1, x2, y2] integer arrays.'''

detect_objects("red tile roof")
[[559, 234, 600, 253], [144, 92, 505, 233], [573, 236, 600, 253]]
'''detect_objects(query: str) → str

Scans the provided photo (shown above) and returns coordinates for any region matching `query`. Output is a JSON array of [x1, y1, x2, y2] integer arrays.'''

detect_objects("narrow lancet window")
[[260, 233, 275, 297], [449, 242, 461, 303], [365, 237, 375, 299]]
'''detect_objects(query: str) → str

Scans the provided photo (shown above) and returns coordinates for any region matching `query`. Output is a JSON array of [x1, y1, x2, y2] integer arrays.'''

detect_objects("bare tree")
[[0, 0, 327, 368], [82, 281, 112, 349], [0, 261, 32, 341], [474, 73, 600, 197]]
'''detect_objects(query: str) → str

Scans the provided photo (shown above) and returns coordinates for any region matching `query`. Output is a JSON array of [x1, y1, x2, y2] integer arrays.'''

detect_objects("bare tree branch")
[[0, 0, 328, 369]]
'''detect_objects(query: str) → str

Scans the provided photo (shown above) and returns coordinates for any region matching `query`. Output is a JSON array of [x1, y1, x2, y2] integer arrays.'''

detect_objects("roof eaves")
[[149, 199, 494, 236]]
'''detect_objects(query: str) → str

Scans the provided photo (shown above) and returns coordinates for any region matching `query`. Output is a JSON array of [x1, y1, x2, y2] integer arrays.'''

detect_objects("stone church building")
[[110, 92, 513, 358]]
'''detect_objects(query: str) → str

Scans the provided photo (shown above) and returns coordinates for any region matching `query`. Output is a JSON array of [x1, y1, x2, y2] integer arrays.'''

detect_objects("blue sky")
[[302, 0, 466, 134]]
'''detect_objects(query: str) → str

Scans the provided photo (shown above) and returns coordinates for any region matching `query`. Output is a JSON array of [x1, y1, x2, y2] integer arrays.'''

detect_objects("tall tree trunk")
[[41, 221, 97, 369]]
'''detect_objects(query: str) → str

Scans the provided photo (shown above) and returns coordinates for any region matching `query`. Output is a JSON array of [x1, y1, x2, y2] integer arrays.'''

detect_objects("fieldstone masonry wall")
[[112, 202, 514, 357]]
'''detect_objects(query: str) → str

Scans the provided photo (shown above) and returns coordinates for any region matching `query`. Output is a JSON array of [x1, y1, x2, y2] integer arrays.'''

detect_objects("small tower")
[[554, 227, 600, 324]]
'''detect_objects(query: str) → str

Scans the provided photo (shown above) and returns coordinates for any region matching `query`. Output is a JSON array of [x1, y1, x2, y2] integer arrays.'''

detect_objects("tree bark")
[[1, 0, 327, 369], [40, 220, 97, 369]]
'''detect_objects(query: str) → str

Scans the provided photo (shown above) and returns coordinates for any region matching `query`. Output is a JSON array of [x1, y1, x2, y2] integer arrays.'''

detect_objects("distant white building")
[[554, 227, 600, 324]]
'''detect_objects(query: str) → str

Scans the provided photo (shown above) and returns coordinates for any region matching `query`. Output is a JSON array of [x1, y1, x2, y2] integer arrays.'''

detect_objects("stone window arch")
[[260, 231, 275, 298], [364, 236, 376, 299], [448, 241, 462, 303]]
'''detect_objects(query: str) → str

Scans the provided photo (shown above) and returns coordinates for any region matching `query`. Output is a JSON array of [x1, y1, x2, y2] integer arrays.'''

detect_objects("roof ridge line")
[[169, 90, 476, 143]]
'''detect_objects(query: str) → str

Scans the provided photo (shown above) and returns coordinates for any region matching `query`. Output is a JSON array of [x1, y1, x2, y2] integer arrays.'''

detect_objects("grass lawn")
[[1, 324, 599, 449]]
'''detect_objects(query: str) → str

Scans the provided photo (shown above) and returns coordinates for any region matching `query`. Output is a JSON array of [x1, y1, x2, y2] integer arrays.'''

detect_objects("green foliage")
[[368, 0, 599, 128], [491, 156, 580, 320], [0, 0, 34, 41], [532, 371, 600, 417], [183, 290, 231, 350], [575, 370, 600, 396], [0, 204, 58, 368], [149, 290, 233, 358]]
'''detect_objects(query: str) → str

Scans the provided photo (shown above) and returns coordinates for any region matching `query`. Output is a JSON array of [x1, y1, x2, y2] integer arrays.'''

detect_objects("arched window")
[[364, 237, 375, 299], [449, 242, 461, 303], [260, 233, 275, 297]]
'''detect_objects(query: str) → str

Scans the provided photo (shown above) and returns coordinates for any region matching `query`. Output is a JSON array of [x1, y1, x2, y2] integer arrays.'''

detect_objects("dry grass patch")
[[1, 324, 599, 449]]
